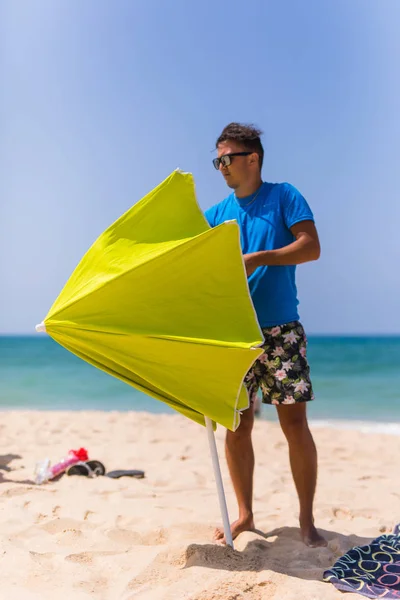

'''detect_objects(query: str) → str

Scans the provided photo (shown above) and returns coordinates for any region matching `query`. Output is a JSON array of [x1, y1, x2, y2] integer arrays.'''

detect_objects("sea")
[[1, 336, 400, 434]]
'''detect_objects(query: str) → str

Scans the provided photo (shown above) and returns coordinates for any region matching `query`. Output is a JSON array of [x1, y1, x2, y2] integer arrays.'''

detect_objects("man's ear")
[[249, 152, 258, 166]]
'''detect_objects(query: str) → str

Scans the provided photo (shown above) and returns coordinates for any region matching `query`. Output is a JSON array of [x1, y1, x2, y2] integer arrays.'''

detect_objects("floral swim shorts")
[[245, 321, 315, 405]]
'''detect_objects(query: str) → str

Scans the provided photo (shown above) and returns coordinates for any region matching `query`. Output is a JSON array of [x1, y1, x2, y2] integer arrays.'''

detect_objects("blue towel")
[[323, 524, 400, 598]]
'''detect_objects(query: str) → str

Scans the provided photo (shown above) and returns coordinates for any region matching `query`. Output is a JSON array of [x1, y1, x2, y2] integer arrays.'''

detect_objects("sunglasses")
[[212, 152, 252, 170]]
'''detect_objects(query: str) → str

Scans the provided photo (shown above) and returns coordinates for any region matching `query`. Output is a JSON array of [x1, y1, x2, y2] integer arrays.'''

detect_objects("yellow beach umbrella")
[[36, 169, 263, 546]]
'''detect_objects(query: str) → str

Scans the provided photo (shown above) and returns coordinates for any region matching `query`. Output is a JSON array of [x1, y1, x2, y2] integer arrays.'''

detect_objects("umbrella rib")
[[45, 322, 262, 350]]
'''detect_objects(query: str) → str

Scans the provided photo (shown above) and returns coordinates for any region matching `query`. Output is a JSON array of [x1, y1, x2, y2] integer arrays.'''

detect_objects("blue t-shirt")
[[205, 182, 314, 328]]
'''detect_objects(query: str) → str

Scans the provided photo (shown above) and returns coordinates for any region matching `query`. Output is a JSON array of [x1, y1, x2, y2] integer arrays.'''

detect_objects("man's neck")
[[234, 177, 263, 199]]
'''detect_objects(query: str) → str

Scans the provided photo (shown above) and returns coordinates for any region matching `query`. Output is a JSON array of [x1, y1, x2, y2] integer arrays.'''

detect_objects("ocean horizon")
[[1, 335, 399, 434]]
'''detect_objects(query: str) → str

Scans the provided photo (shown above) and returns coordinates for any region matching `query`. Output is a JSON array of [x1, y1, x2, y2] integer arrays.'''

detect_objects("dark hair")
[[216, 122, 264, 170]]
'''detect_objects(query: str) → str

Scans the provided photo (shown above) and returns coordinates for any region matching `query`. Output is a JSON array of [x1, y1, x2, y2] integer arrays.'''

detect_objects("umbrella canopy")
[[36, 170, 263, 431]]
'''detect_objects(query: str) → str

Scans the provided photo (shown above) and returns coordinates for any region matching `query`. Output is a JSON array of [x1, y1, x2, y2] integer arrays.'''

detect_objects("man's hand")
[[244, 253, 261, 277]]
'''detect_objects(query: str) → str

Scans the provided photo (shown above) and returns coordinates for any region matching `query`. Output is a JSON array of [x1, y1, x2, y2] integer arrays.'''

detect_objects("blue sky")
[[1, 0, 399, 335]]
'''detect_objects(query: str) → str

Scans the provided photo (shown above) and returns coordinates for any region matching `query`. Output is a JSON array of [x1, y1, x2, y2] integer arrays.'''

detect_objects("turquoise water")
[[1, 336, 400, 428]]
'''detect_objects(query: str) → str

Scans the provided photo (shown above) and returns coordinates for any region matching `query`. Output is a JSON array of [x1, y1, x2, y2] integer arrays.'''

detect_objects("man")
[[205, 123, 326, 548]]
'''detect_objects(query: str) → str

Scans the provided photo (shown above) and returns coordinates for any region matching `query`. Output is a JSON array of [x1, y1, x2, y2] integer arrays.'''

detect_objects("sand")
[[0, 410, 397, 599]]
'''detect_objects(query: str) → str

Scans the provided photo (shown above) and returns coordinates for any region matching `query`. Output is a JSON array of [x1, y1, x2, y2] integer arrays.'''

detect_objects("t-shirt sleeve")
[[281, 183, 314, 229]]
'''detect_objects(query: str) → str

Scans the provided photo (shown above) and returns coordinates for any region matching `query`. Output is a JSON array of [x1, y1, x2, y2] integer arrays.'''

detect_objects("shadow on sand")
[[183, 525, 372, 582]]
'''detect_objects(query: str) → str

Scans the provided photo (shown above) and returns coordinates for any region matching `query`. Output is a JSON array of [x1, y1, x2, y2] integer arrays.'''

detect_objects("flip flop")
[[67, 460, 106, 477], [106, 470, 145, 479]]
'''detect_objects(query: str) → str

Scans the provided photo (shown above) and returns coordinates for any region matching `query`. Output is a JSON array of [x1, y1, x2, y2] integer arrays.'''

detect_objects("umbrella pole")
[[204, 416, 234, 549]]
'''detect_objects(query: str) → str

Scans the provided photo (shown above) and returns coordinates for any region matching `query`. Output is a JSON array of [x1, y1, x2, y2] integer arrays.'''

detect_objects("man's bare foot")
[[213, 514, 255, 544], [301, 522, 327, 547]]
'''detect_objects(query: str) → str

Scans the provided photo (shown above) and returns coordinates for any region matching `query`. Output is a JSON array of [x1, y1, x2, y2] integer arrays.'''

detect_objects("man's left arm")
[[244, 220, 321, 276]]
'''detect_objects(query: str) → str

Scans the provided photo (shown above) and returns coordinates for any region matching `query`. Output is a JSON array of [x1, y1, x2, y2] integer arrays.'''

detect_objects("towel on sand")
[[323, 524, 400, 598]]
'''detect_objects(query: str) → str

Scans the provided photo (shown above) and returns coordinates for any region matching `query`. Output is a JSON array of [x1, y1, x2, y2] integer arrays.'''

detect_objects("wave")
[[309, 419, 400, 435]]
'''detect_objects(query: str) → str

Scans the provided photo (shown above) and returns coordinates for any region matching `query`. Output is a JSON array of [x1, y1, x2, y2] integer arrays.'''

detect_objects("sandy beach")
[[0, 410, 397, 599]]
